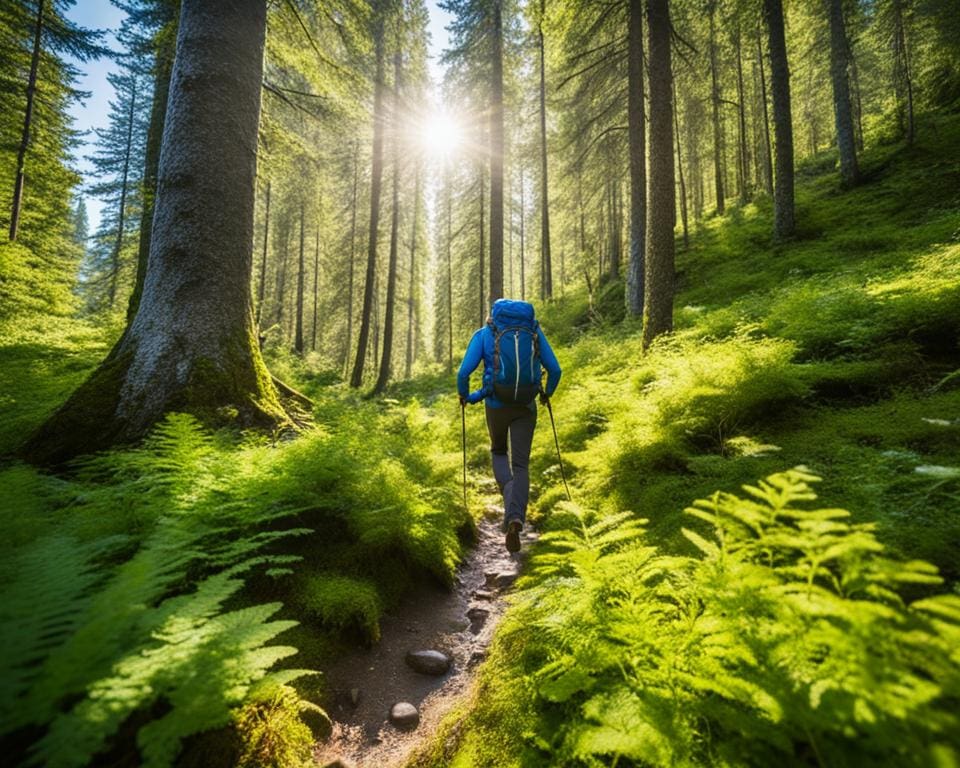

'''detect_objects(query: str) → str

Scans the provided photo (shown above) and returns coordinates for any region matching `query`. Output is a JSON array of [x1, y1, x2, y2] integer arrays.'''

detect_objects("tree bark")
[[519, 164, 525, 301], [9, 0, 45, 242], [891, 0, 914, 145], [109, 77, 138, 309], [374, 49, 403, 394], [405, 164, 420, 379], [828, 0, 858, 186], [445, 169, 453, 371], [488, 0, 504, 305], [673, 79, 689, 249], [709, 5, 726, 215], [538, 0, 552, 300], [295, 201, 305, 354], [311, 202, 320, 351], [478, 165, 485, 325], [24, 0, 285, 465], [626, 0, 646, 316], [128, 2, 177, 321], [350, 18, 386, 388], [642, 0, 675, 350], [735, 24, 750, 203], [764, 0, 795, 239], [756, 25, 774, 195], [256, 180, 270, 328], [344, 139, 360, 371]]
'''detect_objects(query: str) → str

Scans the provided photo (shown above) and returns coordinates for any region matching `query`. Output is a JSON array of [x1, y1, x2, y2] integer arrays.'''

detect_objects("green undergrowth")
[[416, 113, 960, 766], [421, 470, 960, 768], [0, 387, 469, 765]]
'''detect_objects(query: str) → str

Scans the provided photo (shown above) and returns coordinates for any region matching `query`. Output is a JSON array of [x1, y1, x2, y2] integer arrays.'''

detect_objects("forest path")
[[314, 500, 537, 768]]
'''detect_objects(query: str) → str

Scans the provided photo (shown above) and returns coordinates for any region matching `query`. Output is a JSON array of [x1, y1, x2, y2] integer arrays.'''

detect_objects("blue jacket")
[[457, 305, 562, 407]]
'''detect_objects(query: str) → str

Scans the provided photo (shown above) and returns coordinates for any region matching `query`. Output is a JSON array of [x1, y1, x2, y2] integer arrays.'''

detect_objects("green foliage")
[[234, 686, 321, 768], [297, 574, 382, 644], [445, 470, 960, 767]]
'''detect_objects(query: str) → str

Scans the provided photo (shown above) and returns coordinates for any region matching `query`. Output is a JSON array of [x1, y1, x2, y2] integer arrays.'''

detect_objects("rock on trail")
[[314, 515, 536, 768]]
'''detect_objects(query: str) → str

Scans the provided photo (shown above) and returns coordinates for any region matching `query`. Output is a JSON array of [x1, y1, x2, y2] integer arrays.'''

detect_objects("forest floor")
[[314, 496, 537, 768]]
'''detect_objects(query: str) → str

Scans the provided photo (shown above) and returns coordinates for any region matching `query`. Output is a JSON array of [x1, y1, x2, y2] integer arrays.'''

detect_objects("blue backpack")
[[487, 299, 542, 405]]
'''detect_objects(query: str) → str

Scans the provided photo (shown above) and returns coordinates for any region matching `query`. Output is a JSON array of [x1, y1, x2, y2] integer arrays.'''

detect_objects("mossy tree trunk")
[[764, 0, 795, 240], [23, 0, 286, 465], [828, 0, 859, 187]]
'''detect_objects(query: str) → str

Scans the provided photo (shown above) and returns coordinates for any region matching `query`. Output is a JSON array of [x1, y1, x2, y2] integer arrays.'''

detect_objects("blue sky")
[[65, 1, 454, 232]]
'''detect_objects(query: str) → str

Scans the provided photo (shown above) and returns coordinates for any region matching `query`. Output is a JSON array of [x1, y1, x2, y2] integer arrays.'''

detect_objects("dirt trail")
[[314, 510, 536, 768]]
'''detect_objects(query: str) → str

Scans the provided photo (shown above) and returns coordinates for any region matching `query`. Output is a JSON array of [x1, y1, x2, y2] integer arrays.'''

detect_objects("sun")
[[417, 109, 463, 159]]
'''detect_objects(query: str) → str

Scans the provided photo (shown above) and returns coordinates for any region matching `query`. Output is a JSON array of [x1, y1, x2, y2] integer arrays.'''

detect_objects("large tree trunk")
[[374, 50, 403, 394], [519, 164, 525, 301], [828, 0, 858, 186], [128, 1, 178, 321], [891, 0, 914, 145], [109, 77, 138, 309], [478, 166, 485, 325], [488, 0, 504, 304], [350, 20, 386, 388], [8, 0, 45, 242], [764, 0, 795, 240], [625, 0, 646, 316], [24, 0, 285, 465], [312, 213, 319, 351], [708, 5, 726, 215], [537, 0, 553, 300], [642, 0, 675, 350]]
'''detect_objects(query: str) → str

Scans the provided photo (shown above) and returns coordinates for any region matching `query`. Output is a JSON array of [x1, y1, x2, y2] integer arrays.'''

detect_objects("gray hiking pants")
[[485, 403, 537, 529]]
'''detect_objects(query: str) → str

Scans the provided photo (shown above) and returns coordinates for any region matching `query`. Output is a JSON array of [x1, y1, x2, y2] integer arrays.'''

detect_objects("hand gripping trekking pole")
[[544, 396, 572, 501], [461, 402, 469, 516]]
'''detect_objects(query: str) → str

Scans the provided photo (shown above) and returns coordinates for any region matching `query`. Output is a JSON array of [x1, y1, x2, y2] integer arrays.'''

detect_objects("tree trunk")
[[891, 0, 914, 145], [735, 25, 750, 203], [478, 166, 485, 325], [9, 0, 45, 242], [295, 202, 305, 354], [538, 0, 553, 300], [344, 139, 360, 372], [673, 79, 689, 249], [256, 180, 270, 329], [756, 25, 774, 195], [24, 0, 285, 465], [519, 164, 525, 301], [311, 203, 320, 351], [764, 0, 795, 239], [109, 77, 138, 309], [709, 6, 726, 215], [642, 0, 675, 350], [128, 2, 177, 321], [489, 0, 504, 305], [626, 0, 646, 316], [827, 0, 859, 186], [405, 164, 420, 379], [445, 170, 453, 371], [374, 49, 403, 395], [350, 21, 386, 388], [850, 50, 865, 152], [507, 168, 514, 296]]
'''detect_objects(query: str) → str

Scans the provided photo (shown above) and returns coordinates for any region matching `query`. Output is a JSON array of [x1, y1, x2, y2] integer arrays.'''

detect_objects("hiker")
[[457, 299, 562, 553]]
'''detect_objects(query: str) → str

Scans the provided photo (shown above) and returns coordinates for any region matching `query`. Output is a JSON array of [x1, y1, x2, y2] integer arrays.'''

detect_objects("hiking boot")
[[505, 520, 522, 553]]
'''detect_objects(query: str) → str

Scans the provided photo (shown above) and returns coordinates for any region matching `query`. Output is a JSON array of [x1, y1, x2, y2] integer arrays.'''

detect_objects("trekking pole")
[[461, 401, 469, 516], [544, 397, 572, 501]]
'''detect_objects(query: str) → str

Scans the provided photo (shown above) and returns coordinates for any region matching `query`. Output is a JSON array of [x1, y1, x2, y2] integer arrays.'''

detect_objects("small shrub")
[[297, 574, 382, 644]]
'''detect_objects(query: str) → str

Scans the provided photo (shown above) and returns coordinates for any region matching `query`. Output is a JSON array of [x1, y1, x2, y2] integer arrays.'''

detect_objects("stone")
[[466, 606, 490, 634], [349, 688, 361, 706], [405, 649, 452, 676], [468, 649, 487, 667], [389, 701, 419, 730], [473, 589, 495, 601], [495, 571, 519, 589], [484, 571, 500, 589]]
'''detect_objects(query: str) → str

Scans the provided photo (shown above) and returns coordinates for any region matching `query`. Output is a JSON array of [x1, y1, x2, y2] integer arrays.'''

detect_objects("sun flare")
[[417, 110, 463, 159]]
